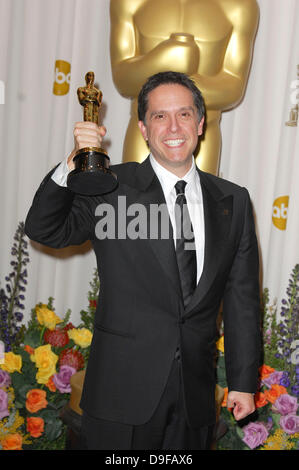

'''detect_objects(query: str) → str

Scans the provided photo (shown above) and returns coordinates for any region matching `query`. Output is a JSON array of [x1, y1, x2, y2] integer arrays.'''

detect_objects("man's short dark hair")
[[138, 71, 205, 123]]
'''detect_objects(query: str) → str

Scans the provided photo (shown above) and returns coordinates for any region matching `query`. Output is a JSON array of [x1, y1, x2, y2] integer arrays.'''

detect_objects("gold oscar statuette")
[[67, 71, 117, 195]]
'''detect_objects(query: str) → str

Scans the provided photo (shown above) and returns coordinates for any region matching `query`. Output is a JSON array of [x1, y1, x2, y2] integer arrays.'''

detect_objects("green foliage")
[[78, 268, 100, 331]]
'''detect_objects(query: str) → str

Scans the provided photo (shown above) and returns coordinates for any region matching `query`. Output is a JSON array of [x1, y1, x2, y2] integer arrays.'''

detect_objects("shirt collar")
[[149, 153, 198, 198]]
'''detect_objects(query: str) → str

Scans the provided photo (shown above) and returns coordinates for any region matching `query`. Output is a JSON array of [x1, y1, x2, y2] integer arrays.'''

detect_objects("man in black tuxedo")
[[25, 71, 261, 450]]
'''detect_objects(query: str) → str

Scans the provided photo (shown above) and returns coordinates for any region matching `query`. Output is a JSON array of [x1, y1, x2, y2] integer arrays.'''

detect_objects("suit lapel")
[[132, 158, 233, 311], [133, 157, 183, 299], [184, 170, 233, 314]]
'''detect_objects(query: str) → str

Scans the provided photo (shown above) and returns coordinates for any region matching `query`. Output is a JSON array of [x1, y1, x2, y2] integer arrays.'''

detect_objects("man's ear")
[[138, 120, 148, 141], [198, 116, 205, 136]]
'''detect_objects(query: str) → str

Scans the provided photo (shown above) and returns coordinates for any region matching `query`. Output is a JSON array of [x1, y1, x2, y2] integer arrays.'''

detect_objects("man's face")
[[138, 84, 204, 175]]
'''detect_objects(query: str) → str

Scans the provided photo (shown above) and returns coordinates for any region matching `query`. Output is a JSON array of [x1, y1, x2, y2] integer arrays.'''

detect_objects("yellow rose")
[[30, 345, 58, 384], [68, 328, 92, 348], [36, 304, 62, 330], [0, 352, 22, 373], [216, 336, 224, 353]]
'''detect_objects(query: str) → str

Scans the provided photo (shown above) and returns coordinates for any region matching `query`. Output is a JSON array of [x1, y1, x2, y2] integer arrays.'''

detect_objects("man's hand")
[[67, 122, 107, 170], [227, 391, 255, 421]]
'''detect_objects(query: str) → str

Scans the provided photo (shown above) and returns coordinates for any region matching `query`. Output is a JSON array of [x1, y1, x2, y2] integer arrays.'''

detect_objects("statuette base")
[[67, 147, 118, 195]]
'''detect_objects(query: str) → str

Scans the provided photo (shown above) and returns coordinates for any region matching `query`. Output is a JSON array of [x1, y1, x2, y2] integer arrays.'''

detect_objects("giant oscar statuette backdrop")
[[110, 0, 259, 175]]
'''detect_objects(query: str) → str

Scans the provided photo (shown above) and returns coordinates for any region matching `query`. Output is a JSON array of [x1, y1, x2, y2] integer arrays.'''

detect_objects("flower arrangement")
[[219, 363, 299, 450], [0, 298, 94, 450], [1, 223, 298, 451], [216, 265, 299, 450], [0, 224, 100, 450], [262, 265, 299, 396]]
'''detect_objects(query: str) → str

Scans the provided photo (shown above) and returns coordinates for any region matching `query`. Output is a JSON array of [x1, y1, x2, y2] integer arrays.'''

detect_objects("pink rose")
[[0, 370, 11, 388], [53, 365, 76, 393], [279, 414, 299, 435], [242, 422, 269, 449], [0, 389, 9, 420], [273, 393, 298, 415]]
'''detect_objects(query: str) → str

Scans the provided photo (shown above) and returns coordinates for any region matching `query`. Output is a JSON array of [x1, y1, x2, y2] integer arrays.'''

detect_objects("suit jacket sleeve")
[[25, 167, 95, 247], [222, 188, 261, 393]]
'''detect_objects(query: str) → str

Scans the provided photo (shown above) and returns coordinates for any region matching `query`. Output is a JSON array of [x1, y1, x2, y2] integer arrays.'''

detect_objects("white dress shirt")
[[51, 154, 205, 283], [51, 157, 70, 187], [149, 154, 205, 283]]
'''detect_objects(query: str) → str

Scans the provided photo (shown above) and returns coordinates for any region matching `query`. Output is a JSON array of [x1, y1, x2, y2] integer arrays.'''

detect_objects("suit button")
[[178, 318, 185, 324], [175, 347, 181, 360]]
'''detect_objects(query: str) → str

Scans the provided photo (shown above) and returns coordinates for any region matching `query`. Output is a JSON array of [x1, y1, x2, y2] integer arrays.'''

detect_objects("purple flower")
[[1, 222, 29, 352], [279, 414, 299, 435], [0, 389, 9, 420], [242, 422, 269, 449], [262, 371, 284, 388], [273, 393, 298, 415], [0, 370, 11, 388], [53, 365, 76, 393], [279, 374, 290, 388]]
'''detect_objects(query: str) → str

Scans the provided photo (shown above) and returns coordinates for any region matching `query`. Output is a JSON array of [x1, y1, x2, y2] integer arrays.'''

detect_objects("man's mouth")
[[163, 138, 185, 147]]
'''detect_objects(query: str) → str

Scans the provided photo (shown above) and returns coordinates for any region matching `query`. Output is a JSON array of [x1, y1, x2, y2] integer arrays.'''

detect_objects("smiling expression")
[[138, 84, 204, 176]]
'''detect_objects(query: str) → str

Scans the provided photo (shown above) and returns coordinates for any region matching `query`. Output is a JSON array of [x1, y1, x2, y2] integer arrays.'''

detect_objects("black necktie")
[[174, 180, 197, 308]]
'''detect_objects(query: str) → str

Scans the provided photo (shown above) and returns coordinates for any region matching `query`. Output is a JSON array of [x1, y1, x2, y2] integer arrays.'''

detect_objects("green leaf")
[[23, 328, 42, 348], [46, 397, 68, 412], [18, 383, 33, 401], [39, 409, 58, 421], [15, 400, 24, 409], [271, 412, 281, 427], [11, 370, 27, 390], [47, 297, 55, 310], [61, 308, 72, 327], [236, 426, 244, 441], [44, 417, 63, 441]]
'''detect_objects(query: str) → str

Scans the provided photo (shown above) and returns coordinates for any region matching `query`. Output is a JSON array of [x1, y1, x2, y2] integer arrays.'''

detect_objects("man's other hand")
[[227, 391, 255, 421]]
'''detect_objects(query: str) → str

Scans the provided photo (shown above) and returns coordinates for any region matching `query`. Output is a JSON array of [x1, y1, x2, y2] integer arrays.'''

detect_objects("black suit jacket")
[[25, 156, 261, 428]]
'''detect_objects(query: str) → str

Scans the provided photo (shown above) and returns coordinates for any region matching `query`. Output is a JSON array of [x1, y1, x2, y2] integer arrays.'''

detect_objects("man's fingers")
[[233, 403, 248, 421], [75, 136, 99, 147], [74, 122, 106, 134], [227, 391, 255, 421], [227, 399, 250, 420], [73, 122, 106, 151]]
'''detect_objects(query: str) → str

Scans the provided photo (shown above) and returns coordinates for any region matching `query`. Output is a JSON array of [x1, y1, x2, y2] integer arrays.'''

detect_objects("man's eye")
[[154, 114, 165, 120], [180, 112, 191, 119]]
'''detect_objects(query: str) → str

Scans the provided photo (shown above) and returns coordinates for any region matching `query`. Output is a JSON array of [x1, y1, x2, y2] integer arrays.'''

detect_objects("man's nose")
[[168, 115, 180, 133]]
